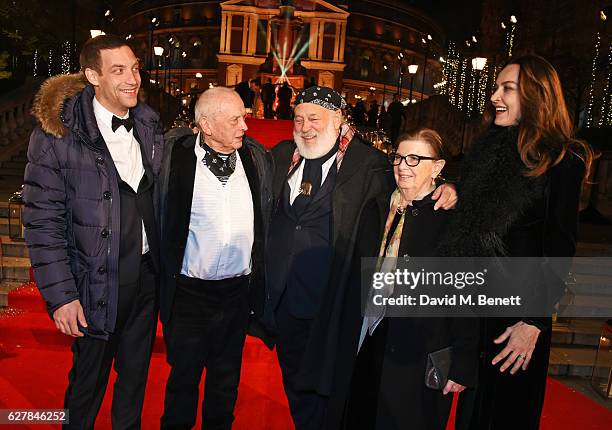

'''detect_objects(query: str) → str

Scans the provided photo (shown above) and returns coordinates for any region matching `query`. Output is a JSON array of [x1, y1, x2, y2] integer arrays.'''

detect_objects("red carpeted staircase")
[[245, 118, 293, 149]]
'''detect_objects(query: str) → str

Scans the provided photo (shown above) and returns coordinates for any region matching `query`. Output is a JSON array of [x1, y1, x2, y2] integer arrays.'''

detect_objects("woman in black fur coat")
[[443, 55, 593, 429]]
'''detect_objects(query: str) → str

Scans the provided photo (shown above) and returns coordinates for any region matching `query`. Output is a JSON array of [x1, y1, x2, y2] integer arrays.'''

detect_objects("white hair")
[[194, 86, 242, 123]]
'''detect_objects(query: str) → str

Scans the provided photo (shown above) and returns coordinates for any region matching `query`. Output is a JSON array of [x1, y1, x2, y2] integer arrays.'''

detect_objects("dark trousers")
[[275, 295, 328, 430], [161, 275, 250, 430], [263, 101, 274, 119], [63, 255, 157, 430]]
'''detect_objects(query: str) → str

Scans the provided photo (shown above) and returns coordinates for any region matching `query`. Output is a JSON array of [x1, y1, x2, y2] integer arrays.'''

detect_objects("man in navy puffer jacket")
[[23, 35, 163, 429]]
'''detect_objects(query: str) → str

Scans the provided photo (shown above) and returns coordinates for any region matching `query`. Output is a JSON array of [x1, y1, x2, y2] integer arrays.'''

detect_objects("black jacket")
[[159, 133, 273, 328], [264, 135, 395, 395], [326, 194, 479, 430], [440, 126, 586, 430]]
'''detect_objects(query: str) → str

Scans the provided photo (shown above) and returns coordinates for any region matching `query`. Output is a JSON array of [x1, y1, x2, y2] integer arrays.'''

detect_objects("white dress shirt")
[[180, 133, 255, 280], [92, 97, 149, 254], [287, 155, 337, 205]]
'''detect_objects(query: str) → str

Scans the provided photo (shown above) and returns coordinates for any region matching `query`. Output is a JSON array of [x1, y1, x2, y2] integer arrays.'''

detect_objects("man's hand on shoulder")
[[432, 182, 458, 210], [53, 300, 88, 337]]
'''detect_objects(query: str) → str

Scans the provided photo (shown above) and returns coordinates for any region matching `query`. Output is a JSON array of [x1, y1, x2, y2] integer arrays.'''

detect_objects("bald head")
[[195, 86, 248, 154], [195, 87, 243, 123]]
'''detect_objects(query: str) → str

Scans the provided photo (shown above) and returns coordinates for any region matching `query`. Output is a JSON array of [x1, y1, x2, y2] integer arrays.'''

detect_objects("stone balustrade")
[[0, 92, 35, 146], [0, 78, 44, 166]]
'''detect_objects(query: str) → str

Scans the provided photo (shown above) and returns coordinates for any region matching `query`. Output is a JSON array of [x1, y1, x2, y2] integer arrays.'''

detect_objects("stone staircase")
[[0, 76, 40, 306], [0, 202, 31, 307], [0, 148, 27, 202], [548, 234, 612, 379], [0, 77, 39, 202], [550, 319, 607, 378]]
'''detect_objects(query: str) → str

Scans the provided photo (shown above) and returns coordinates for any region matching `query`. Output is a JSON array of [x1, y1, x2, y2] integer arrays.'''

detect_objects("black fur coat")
[[442, 125, 586, 430], [439, 126, 547, 257]]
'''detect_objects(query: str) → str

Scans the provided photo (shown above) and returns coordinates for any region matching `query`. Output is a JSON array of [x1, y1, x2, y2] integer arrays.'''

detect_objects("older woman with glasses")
[[326, 128, 479, 430]]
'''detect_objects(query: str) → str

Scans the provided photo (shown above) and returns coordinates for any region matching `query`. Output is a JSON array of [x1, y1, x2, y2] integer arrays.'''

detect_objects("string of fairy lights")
[[434, 14, 526, 118], [506, 15, 518, 58], [597, 41, 612, 127], [584, 7, 612, 129], [440, 41, 458, 106], [475, 62, 489, 114], [33, 49, 38, 77], [438, 43, 490, 116], [47, 49, 53, 77], [61, 41, 71, 75], [436, 10, 611, 127], [35, 7, 113, 76], [465, 65, 476, 116], [584, 33, 600, 128], [457, 58, 467, 112], [38, 41, 74, 76]]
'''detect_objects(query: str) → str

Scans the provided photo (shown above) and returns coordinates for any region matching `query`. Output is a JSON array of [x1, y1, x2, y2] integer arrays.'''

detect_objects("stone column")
[[317, 20, 325, 60], [308, 19, 319, 59], [220, 13, 228, 53], [226, 14, 233, 53], [338, 21, 346, 62], [242, 14, 249, 54], [248, 14, 258, 54], [266, 19, 272, 54]]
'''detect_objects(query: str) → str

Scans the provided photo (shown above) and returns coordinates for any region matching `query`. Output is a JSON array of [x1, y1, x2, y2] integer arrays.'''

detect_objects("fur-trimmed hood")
[[31, 73, 88, 138], [31, 73, 160, 142]]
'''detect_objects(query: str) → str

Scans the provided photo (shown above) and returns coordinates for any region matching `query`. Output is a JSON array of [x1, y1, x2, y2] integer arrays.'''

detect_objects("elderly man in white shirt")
[[159, 87, 273, 430]]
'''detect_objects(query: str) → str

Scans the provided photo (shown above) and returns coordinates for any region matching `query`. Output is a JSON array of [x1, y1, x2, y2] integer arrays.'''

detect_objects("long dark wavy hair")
[[489, 55, 593, 178]]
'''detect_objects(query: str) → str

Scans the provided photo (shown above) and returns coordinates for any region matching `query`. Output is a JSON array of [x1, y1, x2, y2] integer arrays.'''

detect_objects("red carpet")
[[0, 286, 291, 430], [245, 118, 294, 149], [1, 286, 611, 430]]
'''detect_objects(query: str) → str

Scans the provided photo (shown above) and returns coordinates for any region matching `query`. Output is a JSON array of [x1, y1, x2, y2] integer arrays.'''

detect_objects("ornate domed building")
[[113, 0, 447, 107]]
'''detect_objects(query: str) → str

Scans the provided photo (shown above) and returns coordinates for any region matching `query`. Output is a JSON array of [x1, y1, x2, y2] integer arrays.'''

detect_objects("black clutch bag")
[[425, 346, 453, 390]]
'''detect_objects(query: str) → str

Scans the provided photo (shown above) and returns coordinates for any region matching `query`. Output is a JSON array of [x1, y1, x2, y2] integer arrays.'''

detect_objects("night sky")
[[348, 0, 484, 40]]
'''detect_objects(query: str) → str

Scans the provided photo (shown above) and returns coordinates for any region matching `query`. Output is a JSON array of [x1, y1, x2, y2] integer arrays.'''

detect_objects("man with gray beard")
[[264, 87, 457, 430]]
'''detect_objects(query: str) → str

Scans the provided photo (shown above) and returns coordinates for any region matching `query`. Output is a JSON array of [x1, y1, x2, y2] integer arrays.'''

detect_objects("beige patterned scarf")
[[361, 188, 406, 343]]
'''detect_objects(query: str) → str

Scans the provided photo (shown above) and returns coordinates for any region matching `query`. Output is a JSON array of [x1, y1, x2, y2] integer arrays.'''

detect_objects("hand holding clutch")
[[442, 379, 466, 395]]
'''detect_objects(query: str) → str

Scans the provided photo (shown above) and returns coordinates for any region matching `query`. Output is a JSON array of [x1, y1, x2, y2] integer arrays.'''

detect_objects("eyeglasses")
[[388, 153, 439, 166]]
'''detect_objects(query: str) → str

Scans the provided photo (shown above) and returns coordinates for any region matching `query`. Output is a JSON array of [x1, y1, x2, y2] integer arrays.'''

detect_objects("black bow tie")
[[111, 115, 134, 132]]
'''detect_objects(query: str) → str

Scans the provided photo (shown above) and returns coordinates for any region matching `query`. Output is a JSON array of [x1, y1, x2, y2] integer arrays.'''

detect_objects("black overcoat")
[[439, 126, 586, 430], [158, 133, 273, 335], [265, 135, 395, 396], [326, 193, 479, 430]]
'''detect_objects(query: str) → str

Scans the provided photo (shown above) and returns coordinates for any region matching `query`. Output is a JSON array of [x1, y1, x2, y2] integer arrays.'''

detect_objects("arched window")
[[360, 49, 374, 79]]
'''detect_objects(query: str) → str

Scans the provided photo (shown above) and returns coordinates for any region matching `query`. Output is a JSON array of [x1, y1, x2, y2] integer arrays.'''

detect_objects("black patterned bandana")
[[294, 86, 347, 111], [199, 139, 237, 185]]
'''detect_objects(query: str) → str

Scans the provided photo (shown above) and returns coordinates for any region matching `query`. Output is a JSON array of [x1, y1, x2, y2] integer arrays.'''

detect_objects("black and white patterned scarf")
[[200, 139, 237, 185]]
